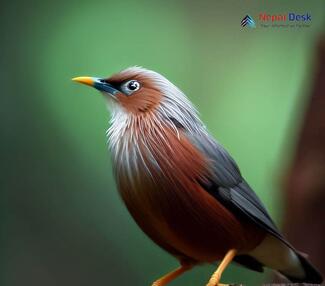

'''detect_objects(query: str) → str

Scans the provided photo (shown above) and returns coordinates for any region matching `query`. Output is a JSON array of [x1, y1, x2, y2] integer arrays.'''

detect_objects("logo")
[[241, 13, 312, 29], [259, 13, 311, 22], [241, 15, 256, 28]]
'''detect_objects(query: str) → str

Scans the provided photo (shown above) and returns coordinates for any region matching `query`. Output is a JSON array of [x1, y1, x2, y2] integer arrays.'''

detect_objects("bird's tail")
[[280, 252, 323, 284]]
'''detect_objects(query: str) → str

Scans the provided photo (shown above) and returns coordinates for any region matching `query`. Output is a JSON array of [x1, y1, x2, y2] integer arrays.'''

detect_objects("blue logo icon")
[[241, 15, 256, 28]]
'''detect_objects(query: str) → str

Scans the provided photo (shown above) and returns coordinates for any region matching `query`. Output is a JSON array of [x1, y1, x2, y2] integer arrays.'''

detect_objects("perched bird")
[[73, 67, 323, 286]]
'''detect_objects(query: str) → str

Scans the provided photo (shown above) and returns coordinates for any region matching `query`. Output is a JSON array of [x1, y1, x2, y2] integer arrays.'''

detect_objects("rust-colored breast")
[[115, 126, 265, 263]]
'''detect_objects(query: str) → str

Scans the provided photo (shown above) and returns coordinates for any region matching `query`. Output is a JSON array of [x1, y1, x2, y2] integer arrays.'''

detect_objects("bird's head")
[[73, 67, 203, 134]]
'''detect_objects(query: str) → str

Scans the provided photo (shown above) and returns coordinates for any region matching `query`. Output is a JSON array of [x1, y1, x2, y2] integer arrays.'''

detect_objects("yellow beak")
[[72, 76, 119, 96], [72, 76, 95, 87]]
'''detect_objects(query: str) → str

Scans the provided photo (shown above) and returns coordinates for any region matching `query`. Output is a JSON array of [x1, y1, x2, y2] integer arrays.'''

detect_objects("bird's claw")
[[206, 274, 222, 286], [151, 280, 165, 286]]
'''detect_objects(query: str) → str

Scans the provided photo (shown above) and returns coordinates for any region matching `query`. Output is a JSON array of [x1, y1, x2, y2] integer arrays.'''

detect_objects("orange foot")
[[206, 249, 237, 286], [151, 264, 192, 286]]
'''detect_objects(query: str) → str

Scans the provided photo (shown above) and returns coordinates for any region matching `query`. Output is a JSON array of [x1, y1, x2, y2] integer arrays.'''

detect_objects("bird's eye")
[[127, 80, 140, 91], [121, 80, 141, 95]]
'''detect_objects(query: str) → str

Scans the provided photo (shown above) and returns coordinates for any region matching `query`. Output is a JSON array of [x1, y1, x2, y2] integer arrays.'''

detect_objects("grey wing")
[[187, 131, 294, 250]]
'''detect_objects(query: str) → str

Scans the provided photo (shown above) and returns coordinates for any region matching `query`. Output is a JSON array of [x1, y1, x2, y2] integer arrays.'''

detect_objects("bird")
[[72, 67, 323, 286]]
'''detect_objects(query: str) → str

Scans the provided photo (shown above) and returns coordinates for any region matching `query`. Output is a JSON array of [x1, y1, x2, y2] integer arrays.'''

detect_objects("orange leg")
[[151, 263, 193, 286], [206, 249, 237, 286]]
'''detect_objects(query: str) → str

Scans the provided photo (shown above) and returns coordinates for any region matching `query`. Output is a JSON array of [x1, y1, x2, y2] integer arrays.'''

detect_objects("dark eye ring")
[[120, 80, 141, 95], [127, 80, 140, 91]]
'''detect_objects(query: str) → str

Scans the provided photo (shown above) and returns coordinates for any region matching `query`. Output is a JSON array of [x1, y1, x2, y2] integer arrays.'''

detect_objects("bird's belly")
[[119, 182, 265, 263], [114, 128, 265, 263]]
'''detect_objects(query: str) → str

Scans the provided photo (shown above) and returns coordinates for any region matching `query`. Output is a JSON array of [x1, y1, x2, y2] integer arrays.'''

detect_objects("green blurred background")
[[1, 0, 324, 285]]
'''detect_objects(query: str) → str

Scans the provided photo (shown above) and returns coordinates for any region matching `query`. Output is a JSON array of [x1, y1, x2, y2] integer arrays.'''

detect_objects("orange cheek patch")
[[116, 76, 163, 114]]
